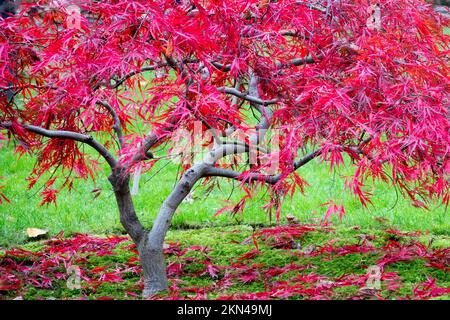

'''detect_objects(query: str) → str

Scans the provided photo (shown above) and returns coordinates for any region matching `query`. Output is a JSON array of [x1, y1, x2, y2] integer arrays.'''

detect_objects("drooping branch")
[[97, 100, 125, 148], [0, 121, 117, 168]]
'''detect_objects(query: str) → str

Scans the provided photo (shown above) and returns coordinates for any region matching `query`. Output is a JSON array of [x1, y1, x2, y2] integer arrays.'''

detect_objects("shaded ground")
[[0, 223, 449, 300]]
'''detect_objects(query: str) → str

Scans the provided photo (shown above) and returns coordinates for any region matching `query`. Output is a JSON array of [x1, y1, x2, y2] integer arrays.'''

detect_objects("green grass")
[[0, 142, 448, 247]]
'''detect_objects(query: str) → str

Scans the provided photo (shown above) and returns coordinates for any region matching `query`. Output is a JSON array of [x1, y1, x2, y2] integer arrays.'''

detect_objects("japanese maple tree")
[[0, 0, 449, 295]]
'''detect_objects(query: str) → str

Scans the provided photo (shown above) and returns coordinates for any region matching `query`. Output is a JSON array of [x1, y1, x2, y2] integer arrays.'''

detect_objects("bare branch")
[[276, 54, 319, 69], [110, 63, 168, 89], [210, 61, 231, 72], [217, 87, 279, 106], [212, 54, 320, 73], [0, 121, 117, 168], [204, 166, 279, 185], [204, 137, 374, 185], [204, 143, 248, 164], [293, 149, 322, 170], [204, 147, 321, 185]]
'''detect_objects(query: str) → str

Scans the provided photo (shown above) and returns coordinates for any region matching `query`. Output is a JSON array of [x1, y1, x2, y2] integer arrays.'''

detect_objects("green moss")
[[1, 225, 448, 300]]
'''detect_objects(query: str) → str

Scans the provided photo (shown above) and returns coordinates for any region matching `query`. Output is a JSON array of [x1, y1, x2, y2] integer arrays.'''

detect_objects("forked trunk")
[[109, 164, 206, 296], [109, 171, 167, 295]]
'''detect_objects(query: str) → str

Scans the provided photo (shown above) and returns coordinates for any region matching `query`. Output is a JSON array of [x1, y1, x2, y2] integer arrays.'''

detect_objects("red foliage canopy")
[[0, 0, 449, 211]]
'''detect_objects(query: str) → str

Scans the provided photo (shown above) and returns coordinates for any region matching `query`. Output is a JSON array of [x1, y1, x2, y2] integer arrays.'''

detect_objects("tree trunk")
[[109, 170, 165, 295], [109, 172, 145, 245], [140, 163, 207, 296], [138, 236, 168, 296], [109, 164, 207, 296]]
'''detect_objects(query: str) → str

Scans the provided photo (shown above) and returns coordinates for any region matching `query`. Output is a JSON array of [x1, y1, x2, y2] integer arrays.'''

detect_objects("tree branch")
[[275, 54, 319, 69], [207, 73, 274, 164], [1, 121, 117, 168], [110, 62, 168, 89], [97, 101, 125, 148], [295, 1, 327, 13], [293, 149, 322, 170], [204, 138, 374, 186], [210, 61, 231, 72], [212, 54, 320, 73], [217, 87, 279, 106], [204, 148, 321, 185], [247, 71, 273, 145], [204, 166, 279, 185]]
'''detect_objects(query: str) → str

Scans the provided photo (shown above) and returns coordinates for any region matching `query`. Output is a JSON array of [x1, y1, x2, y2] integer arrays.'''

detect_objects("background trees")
[[0, 0, 449, 295]]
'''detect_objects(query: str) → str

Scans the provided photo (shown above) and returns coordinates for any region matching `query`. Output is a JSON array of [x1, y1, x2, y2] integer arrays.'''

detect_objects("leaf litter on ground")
[[0, 223, 448, 300]]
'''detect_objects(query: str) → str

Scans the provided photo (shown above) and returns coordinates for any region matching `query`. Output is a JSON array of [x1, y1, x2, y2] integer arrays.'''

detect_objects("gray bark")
[[138, 235, 168, 296], [108, 171, 145, 245], [141, 163, 207, 296]]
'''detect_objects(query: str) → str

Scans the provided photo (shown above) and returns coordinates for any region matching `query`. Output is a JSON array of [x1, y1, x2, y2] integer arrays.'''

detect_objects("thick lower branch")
[[204, 148, 320, 185], [205, 139, 374, 185], [1, 121, 117, 168]]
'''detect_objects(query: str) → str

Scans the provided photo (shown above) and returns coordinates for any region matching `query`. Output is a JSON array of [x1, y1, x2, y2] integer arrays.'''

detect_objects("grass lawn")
[[0, 144, 448, 247]]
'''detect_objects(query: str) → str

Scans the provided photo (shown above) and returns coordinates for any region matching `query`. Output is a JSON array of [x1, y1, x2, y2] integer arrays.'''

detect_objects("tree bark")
[[139, 234, 169, 296], [140, 163, 207, 296], [109, 172, 145, 245], [109, 170, 166, 296], [108, 164, 208, 296]]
